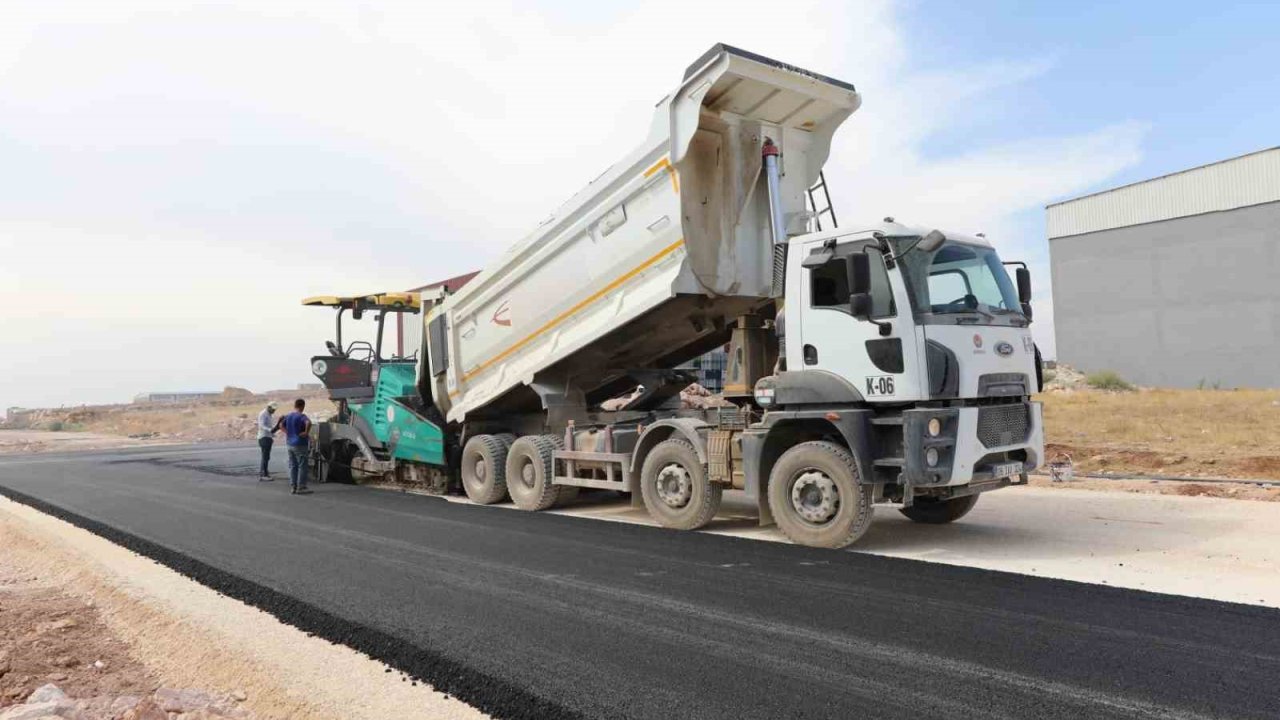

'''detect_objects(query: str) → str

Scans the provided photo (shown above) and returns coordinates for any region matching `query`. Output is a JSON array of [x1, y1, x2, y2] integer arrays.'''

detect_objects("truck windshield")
[[894, 239, 1023, 321]]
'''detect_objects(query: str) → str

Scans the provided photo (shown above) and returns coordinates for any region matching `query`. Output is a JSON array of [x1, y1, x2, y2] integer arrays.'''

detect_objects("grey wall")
[[1050, 200, 1280, 388]]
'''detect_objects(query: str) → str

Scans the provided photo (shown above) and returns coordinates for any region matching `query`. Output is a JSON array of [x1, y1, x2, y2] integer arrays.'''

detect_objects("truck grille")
[[977, 403, 1030, 448]]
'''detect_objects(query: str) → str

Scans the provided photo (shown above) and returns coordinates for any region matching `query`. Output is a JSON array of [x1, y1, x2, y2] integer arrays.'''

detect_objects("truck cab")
[[739, 221, 1044, 545]]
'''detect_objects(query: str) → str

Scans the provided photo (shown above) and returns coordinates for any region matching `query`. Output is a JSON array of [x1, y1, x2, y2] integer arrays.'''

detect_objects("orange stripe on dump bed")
[[644, 157, 680, 193], [458, 238, 686, 385]]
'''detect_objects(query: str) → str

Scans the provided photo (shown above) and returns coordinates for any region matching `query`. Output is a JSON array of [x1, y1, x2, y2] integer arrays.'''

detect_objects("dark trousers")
[[258, 437, 273, 476], [288, 444, 310, 490]]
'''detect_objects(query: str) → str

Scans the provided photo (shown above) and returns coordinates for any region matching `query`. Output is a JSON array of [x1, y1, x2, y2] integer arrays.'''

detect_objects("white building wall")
[[1047, 147, 1280, 239]]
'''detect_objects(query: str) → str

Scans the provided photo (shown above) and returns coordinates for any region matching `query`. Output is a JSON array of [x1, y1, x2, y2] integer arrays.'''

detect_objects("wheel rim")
[[519, 459, 536, 488], [655, 463, 692, 508], [473, 459, 487, 482], [790, 470, 840, 525]]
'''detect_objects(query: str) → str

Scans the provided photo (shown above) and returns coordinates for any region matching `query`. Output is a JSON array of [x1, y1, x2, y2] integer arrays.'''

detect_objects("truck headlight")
[[927, 418, 942, 437], [925, 447, 939, 467]]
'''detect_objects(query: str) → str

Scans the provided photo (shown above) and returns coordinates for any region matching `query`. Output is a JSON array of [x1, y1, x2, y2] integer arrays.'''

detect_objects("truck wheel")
[[505, 435, 562, 511], [640, 439, 721, 530], [768, 441, 873, 549], [900, 494, 979, 524], [461, 434, 509, 504]]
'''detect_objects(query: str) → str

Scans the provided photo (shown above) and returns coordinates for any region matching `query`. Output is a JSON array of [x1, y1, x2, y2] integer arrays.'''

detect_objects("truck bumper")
[[902, 401, 1044, 487]]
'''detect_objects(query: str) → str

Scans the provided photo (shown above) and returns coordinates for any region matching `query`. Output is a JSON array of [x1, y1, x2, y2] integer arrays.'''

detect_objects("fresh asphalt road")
[[2, 444, 1278, 720]]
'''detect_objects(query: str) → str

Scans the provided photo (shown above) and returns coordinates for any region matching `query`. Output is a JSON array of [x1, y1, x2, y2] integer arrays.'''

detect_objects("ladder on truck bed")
[[807, 172, 838, 231]]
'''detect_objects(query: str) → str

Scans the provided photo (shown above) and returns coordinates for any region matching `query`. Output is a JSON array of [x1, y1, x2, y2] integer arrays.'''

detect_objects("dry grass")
[[1042, 388, 1280, 479]]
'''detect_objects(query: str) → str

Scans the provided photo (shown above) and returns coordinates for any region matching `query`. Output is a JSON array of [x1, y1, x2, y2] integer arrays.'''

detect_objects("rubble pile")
[[1042, 364, 1087, 392], [600, 383, 735, 411], [679, 383, 735, 409]]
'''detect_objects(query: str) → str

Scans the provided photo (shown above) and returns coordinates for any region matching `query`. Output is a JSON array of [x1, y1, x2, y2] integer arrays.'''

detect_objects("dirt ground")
[[0, 569, 157, 706], [0, 431, 174, 456], [1041, 386, 1280, 481], [0, 542, 256, 719], [0, 498, 484, 720], [1027, 472, 1280, 502], [2, 391, 335, 450]]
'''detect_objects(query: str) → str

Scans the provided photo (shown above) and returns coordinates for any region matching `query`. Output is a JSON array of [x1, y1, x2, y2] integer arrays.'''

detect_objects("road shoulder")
[[0, 496, 486, 720]]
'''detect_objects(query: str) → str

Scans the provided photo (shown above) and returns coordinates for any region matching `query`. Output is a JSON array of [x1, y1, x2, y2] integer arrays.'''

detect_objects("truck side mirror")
[[848, 253, 871, 295], [851, 293, 872, 318], [917, 230, 947, 253], [1015, 267, 1033, 319]]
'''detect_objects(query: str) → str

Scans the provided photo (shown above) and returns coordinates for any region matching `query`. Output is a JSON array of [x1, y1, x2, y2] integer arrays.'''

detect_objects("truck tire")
[[640, 438, 721, 531], [505, 435, 562, 511], [461, 434, 509, 504], [900, 494, 979, 524], [768, 441, 873, 549]]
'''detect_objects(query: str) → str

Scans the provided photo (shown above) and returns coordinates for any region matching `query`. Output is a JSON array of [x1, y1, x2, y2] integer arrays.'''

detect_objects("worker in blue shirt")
[[279, 398, 313, 495]]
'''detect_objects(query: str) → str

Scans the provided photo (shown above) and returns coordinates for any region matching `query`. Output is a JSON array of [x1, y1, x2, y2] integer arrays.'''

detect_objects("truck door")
[[796, 238, 914, 402]]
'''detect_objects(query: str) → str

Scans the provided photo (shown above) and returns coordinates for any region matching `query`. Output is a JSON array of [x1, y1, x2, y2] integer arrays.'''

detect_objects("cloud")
[[1, 0, 1139, 406]]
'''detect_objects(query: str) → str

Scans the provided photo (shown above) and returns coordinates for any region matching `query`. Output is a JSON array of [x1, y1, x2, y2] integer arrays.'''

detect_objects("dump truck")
[[308, 44, 1045, 548]]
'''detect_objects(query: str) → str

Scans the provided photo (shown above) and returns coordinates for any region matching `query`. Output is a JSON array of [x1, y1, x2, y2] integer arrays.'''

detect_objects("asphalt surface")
[[1, 444, 1278, 720]]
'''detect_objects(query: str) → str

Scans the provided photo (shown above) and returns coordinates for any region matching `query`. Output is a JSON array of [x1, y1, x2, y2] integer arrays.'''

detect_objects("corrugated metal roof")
[[1047, 146, 1280, 239]]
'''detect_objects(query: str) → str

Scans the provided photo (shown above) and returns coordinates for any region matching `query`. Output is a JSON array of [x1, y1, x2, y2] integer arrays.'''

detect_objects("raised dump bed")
[[424, 44, 861, 422]]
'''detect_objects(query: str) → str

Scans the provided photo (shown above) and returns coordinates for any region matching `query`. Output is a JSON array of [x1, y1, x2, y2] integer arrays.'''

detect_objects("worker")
[[281, 398, 313, 495], [256, 402, 278, 481]]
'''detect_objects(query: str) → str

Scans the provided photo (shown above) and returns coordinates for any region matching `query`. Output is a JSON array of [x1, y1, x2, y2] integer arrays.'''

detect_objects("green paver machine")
[[301, 292, 452, 490]]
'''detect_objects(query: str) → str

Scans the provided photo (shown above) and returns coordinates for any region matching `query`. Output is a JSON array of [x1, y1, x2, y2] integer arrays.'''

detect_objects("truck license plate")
[[991, 461, 1022, 479]]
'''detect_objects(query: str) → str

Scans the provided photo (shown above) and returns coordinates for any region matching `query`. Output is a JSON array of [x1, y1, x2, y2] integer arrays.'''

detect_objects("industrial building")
[[1048, 146, 1280, 389], [132, 391, 223, 404]]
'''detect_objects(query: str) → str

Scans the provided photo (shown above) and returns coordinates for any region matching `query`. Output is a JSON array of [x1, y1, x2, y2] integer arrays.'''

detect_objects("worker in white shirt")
[[257, 402, 279, 481]]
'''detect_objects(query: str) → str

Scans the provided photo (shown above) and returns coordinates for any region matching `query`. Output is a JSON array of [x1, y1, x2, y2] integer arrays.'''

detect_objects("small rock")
[[154, 689, 217, 714], [0, 699, 80, 720], [229, 690, 247, 703], [27, 684, 68, 703], [53, 656, 76, 668], [108, 696, 143, 717], [175, 710, 223, 720], [47, 673, 68, 682], [122, 699, 167, 720], [92, 660, 105, 670], [37, 618, 79, 633], [74, 696, 119, 718]]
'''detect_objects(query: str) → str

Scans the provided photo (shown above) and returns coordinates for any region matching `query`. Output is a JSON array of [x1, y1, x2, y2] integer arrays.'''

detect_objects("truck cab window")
[[809, 250, 895, 318], [811, 258, 850, 307]]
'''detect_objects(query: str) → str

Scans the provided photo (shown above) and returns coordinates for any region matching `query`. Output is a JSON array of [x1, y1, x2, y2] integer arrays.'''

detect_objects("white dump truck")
[[414, 44, 1044, 548]]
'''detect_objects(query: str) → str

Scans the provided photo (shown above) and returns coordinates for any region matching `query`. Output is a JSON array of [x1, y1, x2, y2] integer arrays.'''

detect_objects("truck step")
[[553, 477, 630, 491], [873, 458, 906, 468], [870, 416, 904, 426]]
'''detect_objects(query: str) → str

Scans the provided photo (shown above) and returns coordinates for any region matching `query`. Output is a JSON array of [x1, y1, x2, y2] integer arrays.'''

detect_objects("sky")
[[2, 0, 1278, 408]]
